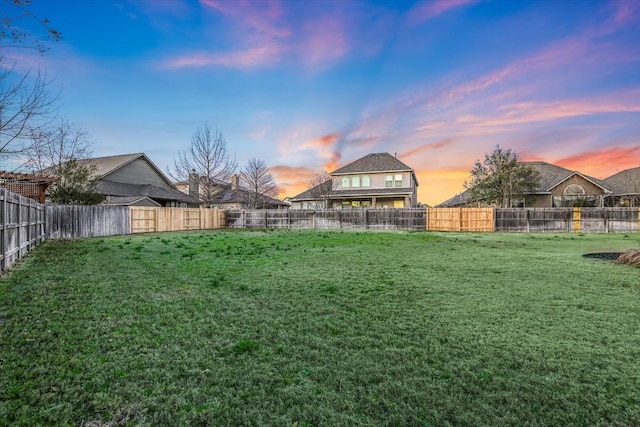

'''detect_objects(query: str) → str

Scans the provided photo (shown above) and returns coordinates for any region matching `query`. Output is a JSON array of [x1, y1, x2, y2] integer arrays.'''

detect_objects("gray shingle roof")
[[604, 167, 640, 195], [78, 153, 146, 177], [289, 180, 333, 201], [215, 186, 288, 207], [331, 153, 414, 175], [96, 180, 199, 204], [522, 162, 609, 192]]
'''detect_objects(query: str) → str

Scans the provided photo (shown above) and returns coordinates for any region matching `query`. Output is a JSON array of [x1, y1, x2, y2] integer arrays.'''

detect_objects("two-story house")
[[289, 153, 419, 209]]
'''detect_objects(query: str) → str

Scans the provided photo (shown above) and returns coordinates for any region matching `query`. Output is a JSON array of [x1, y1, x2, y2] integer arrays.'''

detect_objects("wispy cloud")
[[406, 0, 478, 26], [164, 42, 284, 69], [161, 0, 359, 70]]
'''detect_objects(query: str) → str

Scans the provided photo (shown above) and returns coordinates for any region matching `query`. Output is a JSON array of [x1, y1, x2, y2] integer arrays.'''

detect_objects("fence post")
[[1, 190, 6, 271], [572, 207, 581, 233]]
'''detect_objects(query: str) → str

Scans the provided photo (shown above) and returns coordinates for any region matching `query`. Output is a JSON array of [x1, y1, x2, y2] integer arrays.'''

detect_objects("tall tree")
[[305, 171, 336, 209], [167, 124, 237, 205], [239, 158, 279, 209], [464, 145, 541, 208]]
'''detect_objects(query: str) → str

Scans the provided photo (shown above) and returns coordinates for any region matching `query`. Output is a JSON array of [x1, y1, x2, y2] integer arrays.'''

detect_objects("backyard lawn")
[[1, 230, 640, 426]]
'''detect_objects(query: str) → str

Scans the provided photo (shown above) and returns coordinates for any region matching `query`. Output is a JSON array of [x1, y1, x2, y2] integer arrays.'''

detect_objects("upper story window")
[[385, 175, 393, 187], [386, 174, 403, 187], [340, 175, 370, 188]]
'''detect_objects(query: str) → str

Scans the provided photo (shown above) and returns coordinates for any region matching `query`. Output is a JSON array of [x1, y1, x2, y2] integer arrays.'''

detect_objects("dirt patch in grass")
[[583, 252, 622, 261]]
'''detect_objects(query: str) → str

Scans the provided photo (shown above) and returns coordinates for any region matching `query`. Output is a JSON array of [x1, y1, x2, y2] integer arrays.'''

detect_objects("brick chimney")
[[231, 174, 240, 190], [188, 169, 200, 199]]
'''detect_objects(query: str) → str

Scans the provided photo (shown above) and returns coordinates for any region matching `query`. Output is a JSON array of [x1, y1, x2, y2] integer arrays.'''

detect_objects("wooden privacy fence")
[[427, 208, 495, 232], [130, 207, 224, 233], [225, 209, 427, 230], [0, 189, 46, 271], [46, 205, 130, 239], [496, 207, 640, 233]]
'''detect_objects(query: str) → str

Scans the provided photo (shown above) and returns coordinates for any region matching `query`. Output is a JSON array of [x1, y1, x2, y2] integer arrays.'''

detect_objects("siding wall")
[[105, 158, 173, 189]]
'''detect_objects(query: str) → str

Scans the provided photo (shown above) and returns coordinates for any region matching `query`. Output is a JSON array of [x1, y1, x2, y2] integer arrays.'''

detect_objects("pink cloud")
[[407, 0, 478, 26], [162, 0, 363, 70], [164, 42, 284, 69], [300, 16, 350, 67], [555, 146, 640, 178]]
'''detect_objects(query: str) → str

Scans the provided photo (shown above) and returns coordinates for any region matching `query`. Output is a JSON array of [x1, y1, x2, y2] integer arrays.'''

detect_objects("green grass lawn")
[[1, 230, 640, 426]]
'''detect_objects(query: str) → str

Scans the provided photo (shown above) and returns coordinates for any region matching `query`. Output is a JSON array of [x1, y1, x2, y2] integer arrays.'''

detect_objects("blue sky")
[[3, 0, 640, 205]]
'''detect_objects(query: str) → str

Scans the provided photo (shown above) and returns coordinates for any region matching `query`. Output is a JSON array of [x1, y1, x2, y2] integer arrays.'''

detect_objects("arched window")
[[563, 184, 585, 200]]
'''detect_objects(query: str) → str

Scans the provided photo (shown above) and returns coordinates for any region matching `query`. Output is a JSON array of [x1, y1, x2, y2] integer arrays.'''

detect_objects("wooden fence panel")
[[1, 189, 46, 271], [46, 205, 130, 239], [427, 208, 494, 232], [130, 207, 224, 233], [226, 208, 426, 230], [496, 208, 572, 232]]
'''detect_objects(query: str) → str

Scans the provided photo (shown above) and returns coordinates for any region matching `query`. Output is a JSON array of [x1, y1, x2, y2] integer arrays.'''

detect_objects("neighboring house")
[[603, 166, 640, 207], [75, 153, 199, 207], [181, 174, 289, 209], [439, 161, 611, 208], [290, 153, 419, 209]]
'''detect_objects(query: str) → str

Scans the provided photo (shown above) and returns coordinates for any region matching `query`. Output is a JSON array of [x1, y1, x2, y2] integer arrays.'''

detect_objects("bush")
[[615, 249, 640, 267]]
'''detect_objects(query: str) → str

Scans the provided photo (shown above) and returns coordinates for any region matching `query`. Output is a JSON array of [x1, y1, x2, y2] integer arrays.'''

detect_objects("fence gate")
[[427, 208, 495, 232]]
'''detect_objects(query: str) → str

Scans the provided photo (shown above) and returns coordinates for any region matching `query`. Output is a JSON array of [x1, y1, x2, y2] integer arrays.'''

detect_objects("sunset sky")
[[3, 0, 640, 206]]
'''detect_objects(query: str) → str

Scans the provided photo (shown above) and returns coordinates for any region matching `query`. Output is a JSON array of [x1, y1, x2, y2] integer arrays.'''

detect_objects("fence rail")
[[1, 189, 46, 271]]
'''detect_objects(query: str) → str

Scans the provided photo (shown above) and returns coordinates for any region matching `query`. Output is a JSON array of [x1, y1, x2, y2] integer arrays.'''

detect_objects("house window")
[[385, 175, 393, 188], [395, 174, 403, 187], [342, 177, 350, 188], [362, 175, 370, 187], [351, 176, 360, 187]]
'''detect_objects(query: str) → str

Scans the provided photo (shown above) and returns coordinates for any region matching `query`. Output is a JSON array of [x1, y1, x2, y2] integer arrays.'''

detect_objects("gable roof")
[[604, 167, 640, 195], [289, 179, 333, 201], [331, 153, 414, 174], [215, 186, 288, 207], [523, 162, 610, 193], [80, 153, 175, 187], [96, 180, 198, 204]]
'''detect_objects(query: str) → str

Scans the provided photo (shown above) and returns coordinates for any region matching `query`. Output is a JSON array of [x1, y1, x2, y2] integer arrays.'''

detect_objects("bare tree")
[[167, 124, 237, 205], [0, 67, 59, 161], [1, 0, 62, 162], [305, 171, 337, 209], [1, 0, 62, 55], [239, 158, 279, 209], [22, 118, 102, 204], [24, 118, 93, 173]]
